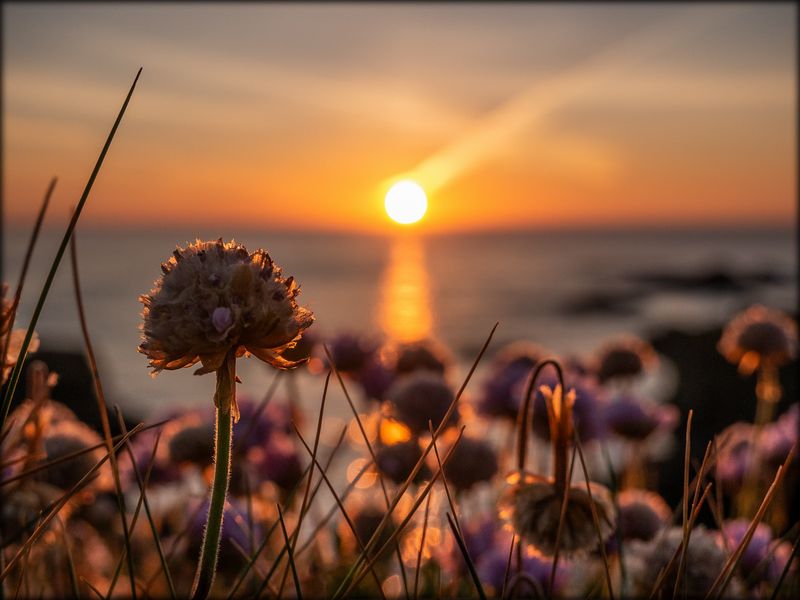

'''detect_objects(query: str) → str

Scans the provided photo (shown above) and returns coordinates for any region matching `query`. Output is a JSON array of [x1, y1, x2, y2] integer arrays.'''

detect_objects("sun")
[[384, 180, 428, 225]]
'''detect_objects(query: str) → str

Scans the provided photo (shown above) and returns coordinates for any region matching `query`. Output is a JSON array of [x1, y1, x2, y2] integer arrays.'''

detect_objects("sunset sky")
[[2, 2, 796, 233]]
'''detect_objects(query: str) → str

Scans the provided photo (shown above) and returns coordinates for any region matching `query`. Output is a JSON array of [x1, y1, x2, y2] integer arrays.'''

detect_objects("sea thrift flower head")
[[476, 546, 562, 597], [252, 433, 303, 491], [442, 436, 498, 491], [617, 489, 671, 541], [393, 338, 454, 377], [594, 336, 658, 384], [477, 341, 547, 420], [355, 354, 396, 402], [500, 472, 616, 557], [722, 519, 777, 581], [187, 497, 260, 574], [36, 420, 110, 491], [324, 332, 379, 374], [760, 403, 799, 468], [385, 371, 458, 434], [604, 395, 679, 441], [139, 238, 313, 419], [718, 304, 797, 375], [715, 422, 758, 494], [375, 439, 431, 485], [624, 525, 741, 598], [167, 420, 215, 467]]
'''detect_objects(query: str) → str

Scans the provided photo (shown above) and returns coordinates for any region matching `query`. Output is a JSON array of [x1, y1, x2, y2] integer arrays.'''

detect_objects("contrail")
[[403, 4, 756, 193]]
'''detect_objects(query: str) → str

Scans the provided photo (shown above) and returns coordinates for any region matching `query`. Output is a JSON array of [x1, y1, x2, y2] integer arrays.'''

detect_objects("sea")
[[3, 227, 796, 422]]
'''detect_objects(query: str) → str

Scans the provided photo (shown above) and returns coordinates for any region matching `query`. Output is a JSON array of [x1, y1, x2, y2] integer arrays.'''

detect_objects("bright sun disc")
[[385, 180, 427, 225]]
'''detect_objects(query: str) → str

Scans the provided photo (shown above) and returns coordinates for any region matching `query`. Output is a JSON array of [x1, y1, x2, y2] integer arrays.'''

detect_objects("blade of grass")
[[413, 490, 433, 600], [446, 512, 488, 600], [572, 428, 614, 600], [769, 525, 800, 600], [647, 482, 714, 599], [80, 577, 106, 600], [0, 423, 144, 581], [1, 67, 142, 426], [275, 371, 331, 597], [277, 504, 303, 600], [115, 409, 176, 600], [56, 515, 81, 600], [673, 410, 694, 599], [70, 231, 137, 600], [0, 178, 56, 382], [547, 444, 578, 598], [500, 533, 516, 600]]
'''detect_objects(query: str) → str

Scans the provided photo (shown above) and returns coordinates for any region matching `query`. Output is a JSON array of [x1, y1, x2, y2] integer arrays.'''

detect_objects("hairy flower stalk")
[[139, 239, 313, 600]]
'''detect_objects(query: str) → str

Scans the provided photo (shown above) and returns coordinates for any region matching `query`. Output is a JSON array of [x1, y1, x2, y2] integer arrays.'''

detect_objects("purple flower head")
[[167, 419, 215, 466], [594, 336, 657, 384], [617, 489, 671, 542], [759, 404, 799, 468], [393, 338, 453, 378], [723, 520, 771, 572], [354, 354, 396, 402], [476, 547, 566, 597], [715, 422, 757, 494], [375, 439, 431, 485], [477, 342, 547, 421], [324, 332, 379, 374], [187, 497, 260, 574], [232, 396, 294, 449], [385, 371, 458, 435], [254, 434, 303, 491], [604, 395, 679, 441], [442, 437, 498, 492], [339, 504, 396, 559], [718, 305, 797, 374], [531, 374, 607, 443]]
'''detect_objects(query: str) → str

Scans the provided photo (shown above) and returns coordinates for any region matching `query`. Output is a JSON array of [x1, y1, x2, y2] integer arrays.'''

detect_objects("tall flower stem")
[[192, 351, 236, 600]]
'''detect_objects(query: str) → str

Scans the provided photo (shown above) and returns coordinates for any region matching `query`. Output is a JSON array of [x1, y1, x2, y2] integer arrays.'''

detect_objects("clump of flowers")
[[722, 519, 796, 588], [139, 238, 312, 599]]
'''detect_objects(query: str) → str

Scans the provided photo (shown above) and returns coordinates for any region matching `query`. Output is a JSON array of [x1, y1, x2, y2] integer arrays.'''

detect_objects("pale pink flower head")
[[139, 238, 314, 376], [718, 305, 797, 375]]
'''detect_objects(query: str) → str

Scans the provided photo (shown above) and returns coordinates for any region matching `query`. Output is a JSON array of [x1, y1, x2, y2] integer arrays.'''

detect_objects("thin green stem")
[[191, 352, 235, 600]]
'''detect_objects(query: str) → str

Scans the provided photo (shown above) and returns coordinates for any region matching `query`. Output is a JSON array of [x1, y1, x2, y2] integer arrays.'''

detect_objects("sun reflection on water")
[[377, 236, 433, 343]]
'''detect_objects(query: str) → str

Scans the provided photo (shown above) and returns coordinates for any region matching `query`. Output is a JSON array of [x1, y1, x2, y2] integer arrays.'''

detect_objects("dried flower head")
[[718, 305, 797, 375], [394, 338, 453, 377], [500, 472, 616, 556], [442, 436, 498, 491], [617, 489, 671, 541], [595, 336, 658, 384], [139, 239, 313, 417]]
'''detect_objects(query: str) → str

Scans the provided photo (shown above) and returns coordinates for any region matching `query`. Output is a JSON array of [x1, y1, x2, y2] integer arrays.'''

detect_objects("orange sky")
[[3, 3, 796, 234]]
